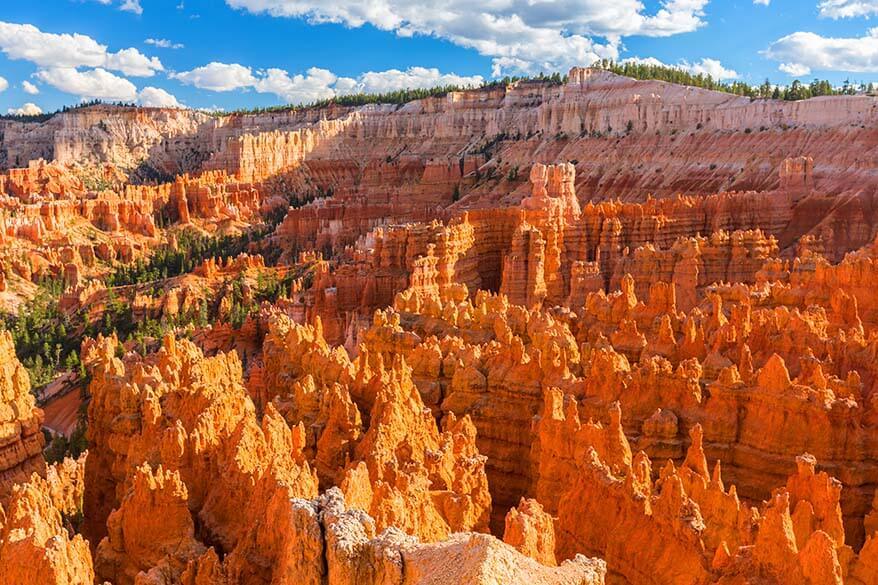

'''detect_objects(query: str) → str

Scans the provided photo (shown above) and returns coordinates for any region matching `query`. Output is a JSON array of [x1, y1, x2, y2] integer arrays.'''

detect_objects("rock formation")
[[0, 456, 92, 585], [0, 330, 44, 502], [3, 67, 878, 584]]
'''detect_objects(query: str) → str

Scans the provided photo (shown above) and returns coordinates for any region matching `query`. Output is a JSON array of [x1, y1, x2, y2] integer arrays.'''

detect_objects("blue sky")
[[1, 0, 877, 114]]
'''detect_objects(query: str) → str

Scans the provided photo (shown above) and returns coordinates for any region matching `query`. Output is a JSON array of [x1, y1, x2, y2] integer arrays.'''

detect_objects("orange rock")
[[503, 498, 557, 566], [0, 462, 94, 585], [340, 356, 491, 541], [96, 464, 204, 584], [84, 334, 319, 582], [0, 330, 45, 503], [7, 69, 878, 585]]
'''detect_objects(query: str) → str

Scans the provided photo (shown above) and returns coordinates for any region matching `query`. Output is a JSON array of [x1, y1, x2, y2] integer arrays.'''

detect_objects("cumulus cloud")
[[224, 0, 710, 75], [680, 57, 739, 79], [35, 67, 138, 101], [120, 0, 143, 14], [104, 48, 165, 77], [765, 28, 878, 74], [753, 0, 770, 5], [22, 80, 39, 94], [7, 103, 43, 116], [253, 67, 338, 103], [778, 62, 812, 77], [0, 76, 7, 92], [349, 67, 485, 93], [171, 62, 257, 92], [172, 62, 484, 104], [137, 86, 184, 108], [622, 56, 739, 79], [0, 21, 162, 77], [145, 38, 184, 49], [818, 0, 878, 18]]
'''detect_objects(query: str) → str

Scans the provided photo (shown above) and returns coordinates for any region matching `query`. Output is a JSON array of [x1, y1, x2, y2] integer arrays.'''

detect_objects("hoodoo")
[[2, 48, 878, 585]]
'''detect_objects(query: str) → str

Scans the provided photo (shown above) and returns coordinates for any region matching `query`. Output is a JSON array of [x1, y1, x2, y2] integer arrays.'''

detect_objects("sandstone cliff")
[[0, 330, 44, 502]]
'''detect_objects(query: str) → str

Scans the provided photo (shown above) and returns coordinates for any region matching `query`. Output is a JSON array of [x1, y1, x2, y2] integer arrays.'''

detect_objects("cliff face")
[[5, 69, 878, 197], [0, 330, 44, 502], [296, 158, 862, 350], [3, 69, 876, 304], [1, 107, 212, 172]]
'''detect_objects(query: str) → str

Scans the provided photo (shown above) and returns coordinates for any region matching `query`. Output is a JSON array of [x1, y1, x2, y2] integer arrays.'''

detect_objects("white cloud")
[[778, 62, 812, 77], [621, 56, 667, 67], [765, 28, 878, 74], [21, 80, 39, 94], [0, 76, 7, 92], [0, 22, 106, 69], [104, 48, 163, 77], [172, 61, 484, 104], [0, 21, 162, 77], [89, 0, 142, 14], [171, 62, 257, 91], [137, 86, 184, 108], [120, 0, 143, 14], [818, 0, 878, 18], [753, 0, 770, 5], [622, 56, 739, 80], [680, 57, 739, 79], [145, 38, 184, 49], [253, 67, 338, 103], [35, 67, 138, 101], [350, 67, 484, 93], [224, 0, 710, 75], [7, 103, 43, 116]]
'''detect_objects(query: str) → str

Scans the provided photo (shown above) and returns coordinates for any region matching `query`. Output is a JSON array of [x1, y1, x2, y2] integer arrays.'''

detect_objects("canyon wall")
[[3, 69, 877, 204], [3, 68, 878, 584]]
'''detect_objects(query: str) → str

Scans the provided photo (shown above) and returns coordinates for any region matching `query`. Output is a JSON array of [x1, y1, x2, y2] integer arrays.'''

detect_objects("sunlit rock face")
[[0, 330, 45, 503], [4, 68, 878, 584]]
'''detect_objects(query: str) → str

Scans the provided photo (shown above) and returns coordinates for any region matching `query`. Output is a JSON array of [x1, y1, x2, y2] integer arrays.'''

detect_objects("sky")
[[1, 0, 878, 115]]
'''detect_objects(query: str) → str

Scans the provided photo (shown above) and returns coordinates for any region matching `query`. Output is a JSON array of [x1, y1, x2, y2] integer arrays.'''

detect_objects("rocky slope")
[[2, 68, 878, 584], [5, 69, 878, 204]]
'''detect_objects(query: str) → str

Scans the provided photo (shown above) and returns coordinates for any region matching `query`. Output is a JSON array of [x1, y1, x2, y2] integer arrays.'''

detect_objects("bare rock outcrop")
[[0, 458, 93, 585], [0, 330, 45, 502]]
